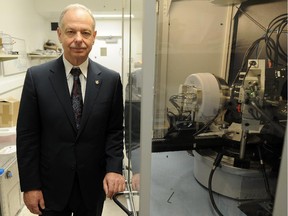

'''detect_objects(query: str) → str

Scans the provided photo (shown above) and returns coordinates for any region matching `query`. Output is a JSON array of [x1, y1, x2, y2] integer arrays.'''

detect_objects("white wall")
[[0, 0, 49, 51], [0, 0, 49, 99], [0, 0, 143, 101], [47, 18, 142, 88]]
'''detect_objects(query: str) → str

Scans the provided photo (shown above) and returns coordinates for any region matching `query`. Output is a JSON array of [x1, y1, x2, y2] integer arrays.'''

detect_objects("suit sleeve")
[[105, 74, 124, 174], [16, 69, 42, 192]]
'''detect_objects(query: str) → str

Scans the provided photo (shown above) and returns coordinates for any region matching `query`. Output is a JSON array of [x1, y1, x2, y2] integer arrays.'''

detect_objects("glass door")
[[114, 0, 145, 215]]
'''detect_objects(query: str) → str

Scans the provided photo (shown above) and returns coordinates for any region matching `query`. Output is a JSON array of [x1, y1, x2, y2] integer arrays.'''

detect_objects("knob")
[[6, 170, 13, 179]]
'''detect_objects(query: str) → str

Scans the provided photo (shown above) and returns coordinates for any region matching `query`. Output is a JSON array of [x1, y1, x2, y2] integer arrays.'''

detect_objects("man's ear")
[[93, 30, 97, 40], [57, 27, 62, 43]]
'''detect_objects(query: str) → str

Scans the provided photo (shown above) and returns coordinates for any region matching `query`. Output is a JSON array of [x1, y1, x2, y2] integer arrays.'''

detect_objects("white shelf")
[[27, 54, 60, 59], [0, 54, 19, 61]]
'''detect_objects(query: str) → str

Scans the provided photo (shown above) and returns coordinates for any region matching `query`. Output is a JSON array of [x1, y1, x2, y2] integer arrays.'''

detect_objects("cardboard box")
[[0, 98, 20, 127]]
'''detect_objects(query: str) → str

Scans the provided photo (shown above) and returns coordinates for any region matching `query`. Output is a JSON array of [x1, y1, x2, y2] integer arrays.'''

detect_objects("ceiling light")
[[93, 14, 134, 19]]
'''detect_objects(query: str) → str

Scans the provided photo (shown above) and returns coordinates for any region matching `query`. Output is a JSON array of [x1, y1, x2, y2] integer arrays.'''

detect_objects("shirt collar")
[[63, 56, 89, 79]]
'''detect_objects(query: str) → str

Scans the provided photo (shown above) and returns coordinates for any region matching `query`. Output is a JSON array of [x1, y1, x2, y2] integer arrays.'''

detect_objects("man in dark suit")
[[16, 4, 125, 216]]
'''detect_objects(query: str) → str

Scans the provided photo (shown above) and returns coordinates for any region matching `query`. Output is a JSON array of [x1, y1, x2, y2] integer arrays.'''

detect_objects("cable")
[[265, 13, 288, 67], [169, 95, 183, 114], [208, 152, 224, 216], [192, 109, 223, 137], [231, 13, 287, 88], [235, 5, 267, 32], [257, 145, 274, 202], [250, 100, 285, 137], [230, 36, 265, 87]]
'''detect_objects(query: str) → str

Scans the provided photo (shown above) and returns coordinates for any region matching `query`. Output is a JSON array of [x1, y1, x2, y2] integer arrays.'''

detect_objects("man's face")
[[57, 8, 96, 65]]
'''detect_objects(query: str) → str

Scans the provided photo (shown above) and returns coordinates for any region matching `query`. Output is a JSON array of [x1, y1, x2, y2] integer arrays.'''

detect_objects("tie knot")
[[70, 68, 81, 77]]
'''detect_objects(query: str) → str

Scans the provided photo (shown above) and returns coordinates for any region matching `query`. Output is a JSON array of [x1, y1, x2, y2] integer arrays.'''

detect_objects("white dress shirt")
[[63, 56, 88, 101]]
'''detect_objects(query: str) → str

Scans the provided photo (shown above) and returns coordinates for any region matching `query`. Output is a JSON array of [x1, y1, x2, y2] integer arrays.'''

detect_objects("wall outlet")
[[248, 59, 259, 68]]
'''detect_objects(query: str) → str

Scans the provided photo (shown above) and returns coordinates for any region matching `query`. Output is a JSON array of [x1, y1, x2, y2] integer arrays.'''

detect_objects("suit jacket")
[[16, 56, 124, 210]]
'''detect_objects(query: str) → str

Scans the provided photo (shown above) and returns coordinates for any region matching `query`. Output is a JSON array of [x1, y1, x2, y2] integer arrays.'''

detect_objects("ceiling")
[[33, 0, 250, 22], [33, 0, 143, 22]]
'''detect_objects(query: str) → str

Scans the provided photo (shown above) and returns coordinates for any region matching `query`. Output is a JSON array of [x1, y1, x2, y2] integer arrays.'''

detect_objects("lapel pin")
[[95, 80, 100, 85]]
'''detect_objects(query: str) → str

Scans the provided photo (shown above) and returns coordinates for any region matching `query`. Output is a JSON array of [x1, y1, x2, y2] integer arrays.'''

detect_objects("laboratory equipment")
[[0, 128, 24, 216]]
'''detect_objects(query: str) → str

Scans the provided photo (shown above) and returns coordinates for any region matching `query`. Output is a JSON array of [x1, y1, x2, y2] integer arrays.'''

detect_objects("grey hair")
[[58, 4, 95, 30]]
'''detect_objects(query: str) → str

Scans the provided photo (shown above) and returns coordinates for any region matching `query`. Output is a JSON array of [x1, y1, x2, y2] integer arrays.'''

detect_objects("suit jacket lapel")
[[78, 60, 102, 133], [48, 57, 77, 131]]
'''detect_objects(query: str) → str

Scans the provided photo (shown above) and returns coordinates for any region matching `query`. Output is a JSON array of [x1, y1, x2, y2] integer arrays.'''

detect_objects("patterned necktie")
[[70, 68, 83, 130]]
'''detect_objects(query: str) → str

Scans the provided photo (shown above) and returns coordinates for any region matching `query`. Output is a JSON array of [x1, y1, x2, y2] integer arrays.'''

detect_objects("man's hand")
[[103, 172, 125, 199], [23, 190, 45, 215], [132, 173, 140, 191]]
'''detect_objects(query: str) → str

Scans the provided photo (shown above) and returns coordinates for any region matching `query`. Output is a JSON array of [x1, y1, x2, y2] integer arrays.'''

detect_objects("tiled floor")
[[17, 198, 127, 216]]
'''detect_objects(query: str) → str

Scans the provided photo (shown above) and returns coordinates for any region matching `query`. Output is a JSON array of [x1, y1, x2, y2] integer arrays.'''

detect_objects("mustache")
[[70, 45, 87, 49]]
